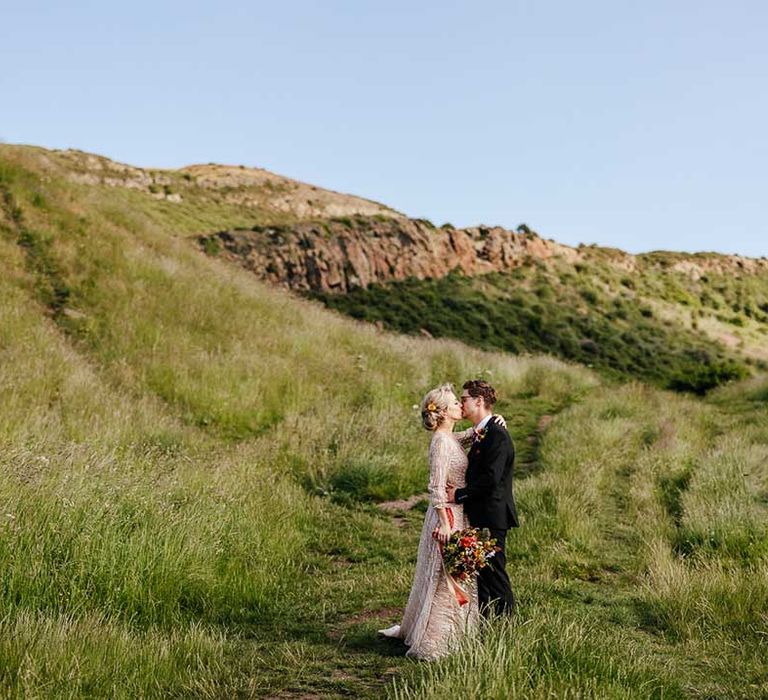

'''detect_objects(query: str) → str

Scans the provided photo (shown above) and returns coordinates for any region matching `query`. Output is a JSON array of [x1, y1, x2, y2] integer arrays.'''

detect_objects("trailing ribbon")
[[439, 508, 470, 607]]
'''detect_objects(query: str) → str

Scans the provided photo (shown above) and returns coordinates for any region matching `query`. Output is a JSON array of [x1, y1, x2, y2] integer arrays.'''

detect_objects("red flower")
[[442, 527, 497, 581]]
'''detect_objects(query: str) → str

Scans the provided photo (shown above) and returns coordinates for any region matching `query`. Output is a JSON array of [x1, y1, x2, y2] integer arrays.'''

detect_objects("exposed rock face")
[[200, 215, 768, 295], [199, 217, 581, 293]]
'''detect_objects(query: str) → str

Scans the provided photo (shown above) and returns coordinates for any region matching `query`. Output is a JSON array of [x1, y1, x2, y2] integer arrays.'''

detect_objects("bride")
[[379, 383, 503, 660]]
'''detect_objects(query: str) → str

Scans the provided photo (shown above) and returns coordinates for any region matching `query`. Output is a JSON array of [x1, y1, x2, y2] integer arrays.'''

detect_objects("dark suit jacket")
[[454, 420, 519, 530]]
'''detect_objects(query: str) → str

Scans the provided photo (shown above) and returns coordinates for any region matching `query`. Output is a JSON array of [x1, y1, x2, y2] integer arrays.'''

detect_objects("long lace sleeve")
[[454, 427, 475, 448], [428, 434, 451, 509]]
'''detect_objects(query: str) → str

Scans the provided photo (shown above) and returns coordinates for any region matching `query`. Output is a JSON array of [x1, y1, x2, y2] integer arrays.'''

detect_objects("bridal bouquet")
[[442, 527, 498, 582]]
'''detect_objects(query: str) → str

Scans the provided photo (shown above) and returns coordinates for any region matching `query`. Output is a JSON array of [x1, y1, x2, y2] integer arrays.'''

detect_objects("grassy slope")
[[1, 145, 767, 698], [395, 380, 768, 698], [312, 253, 768, 394]]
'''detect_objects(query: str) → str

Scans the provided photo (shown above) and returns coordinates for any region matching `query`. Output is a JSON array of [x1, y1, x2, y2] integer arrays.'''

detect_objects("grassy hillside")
[[1, 145, 767, 698], [312, 250, 768, 394]]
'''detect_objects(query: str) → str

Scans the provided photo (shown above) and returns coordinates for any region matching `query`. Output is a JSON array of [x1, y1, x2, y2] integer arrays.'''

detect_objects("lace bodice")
[[428, 429, 472, 509]]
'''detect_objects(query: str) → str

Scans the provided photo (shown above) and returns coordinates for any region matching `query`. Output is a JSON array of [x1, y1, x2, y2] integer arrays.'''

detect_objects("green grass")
[[394, 382, 768, 698], [0, 144, 766, 697], [310, 262, 760, 394]]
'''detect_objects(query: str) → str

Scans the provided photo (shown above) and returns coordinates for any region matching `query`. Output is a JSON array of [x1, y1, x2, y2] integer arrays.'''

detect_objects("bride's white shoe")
[[377, 624, 402, 638]]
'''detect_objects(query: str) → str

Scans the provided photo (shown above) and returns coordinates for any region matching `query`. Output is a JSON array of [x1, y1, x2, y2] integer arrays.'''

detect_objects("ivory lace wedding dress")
[[379, 429, 479, 659]]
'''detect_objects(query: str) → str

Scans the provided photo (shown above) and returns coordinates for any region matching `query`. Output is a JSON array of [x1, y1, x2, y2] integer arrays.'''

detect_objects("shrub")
[[666, 361, 749, 395], [199, 236, 221, 256]]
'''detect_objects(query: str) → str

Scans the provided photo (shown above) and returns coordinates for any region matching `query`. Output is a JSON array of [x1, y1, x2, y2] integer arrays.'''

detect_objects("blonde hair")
[[420, 383, 455, 431]]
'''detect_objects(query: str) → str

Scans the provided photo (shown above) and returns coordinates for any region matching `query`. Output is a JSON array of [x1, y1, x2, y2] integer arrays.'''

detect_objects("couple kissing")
[[379, 379, 518, 660]]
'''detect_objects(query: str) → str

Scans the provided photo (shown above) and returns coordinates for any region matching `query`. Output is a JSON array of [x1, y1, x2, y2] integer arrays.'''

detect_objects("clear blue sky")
[[3, 1, 767, 257]]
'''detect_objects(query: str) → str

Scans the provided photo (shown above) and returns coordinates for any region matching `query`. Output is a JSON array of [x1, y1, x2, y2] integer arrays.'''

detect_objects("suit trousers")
[[478, 528, 515, 617]]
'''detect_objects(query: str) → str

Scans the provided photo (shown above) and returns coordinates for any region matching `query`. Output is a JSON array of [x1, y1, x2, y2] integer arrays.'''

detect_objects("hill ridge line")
[[3, 144, 766, 295]]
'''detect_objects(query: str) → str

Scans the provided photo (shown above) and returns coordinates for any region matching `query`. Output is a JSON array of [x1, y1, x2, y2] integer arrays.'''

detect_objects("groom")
[[447, 379, 518, 617]]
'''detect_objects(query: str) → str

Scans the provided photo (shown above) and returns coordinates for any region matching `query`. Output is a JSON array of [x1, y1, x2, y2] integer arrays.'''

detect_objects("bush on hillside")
[[666, 360, 749, 395], [311, 264, 754, 394]]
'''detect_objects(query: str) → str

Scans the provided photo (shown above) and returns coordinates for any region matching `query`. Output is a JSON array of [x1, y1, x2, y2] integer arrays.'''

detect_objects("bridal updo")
[[420, 383, 455, 431]]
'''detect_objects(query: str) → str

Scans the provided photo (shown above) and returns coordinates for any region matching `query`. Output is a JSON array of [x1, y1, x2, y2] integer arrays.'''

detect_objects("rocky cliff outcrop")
[[199, 217, 581, 293], [199, 215, 768, 294]]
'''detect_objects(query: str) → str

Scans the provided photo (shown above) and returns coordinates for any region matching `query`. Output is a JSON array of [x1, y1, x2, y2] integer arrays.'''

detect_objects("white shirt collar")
[[475, 414, 493, 431]]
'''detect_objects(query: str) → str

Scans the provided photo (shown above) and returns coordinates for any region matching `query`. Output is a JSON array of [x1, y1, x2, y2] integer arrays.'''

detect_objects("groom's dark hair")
[[463, 379, 497, 408]]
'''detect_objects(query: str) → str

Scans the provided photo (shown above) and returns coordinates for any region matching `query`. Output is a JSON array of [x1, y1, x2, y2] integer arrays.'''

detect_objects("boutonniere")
[[473, 427, 487, 443]]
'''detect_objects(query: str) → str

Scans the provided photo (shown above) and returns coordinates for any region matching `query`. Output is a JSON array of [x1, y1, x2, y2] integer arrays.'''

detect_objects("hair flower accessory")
[[427, 402, 437, 412]]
